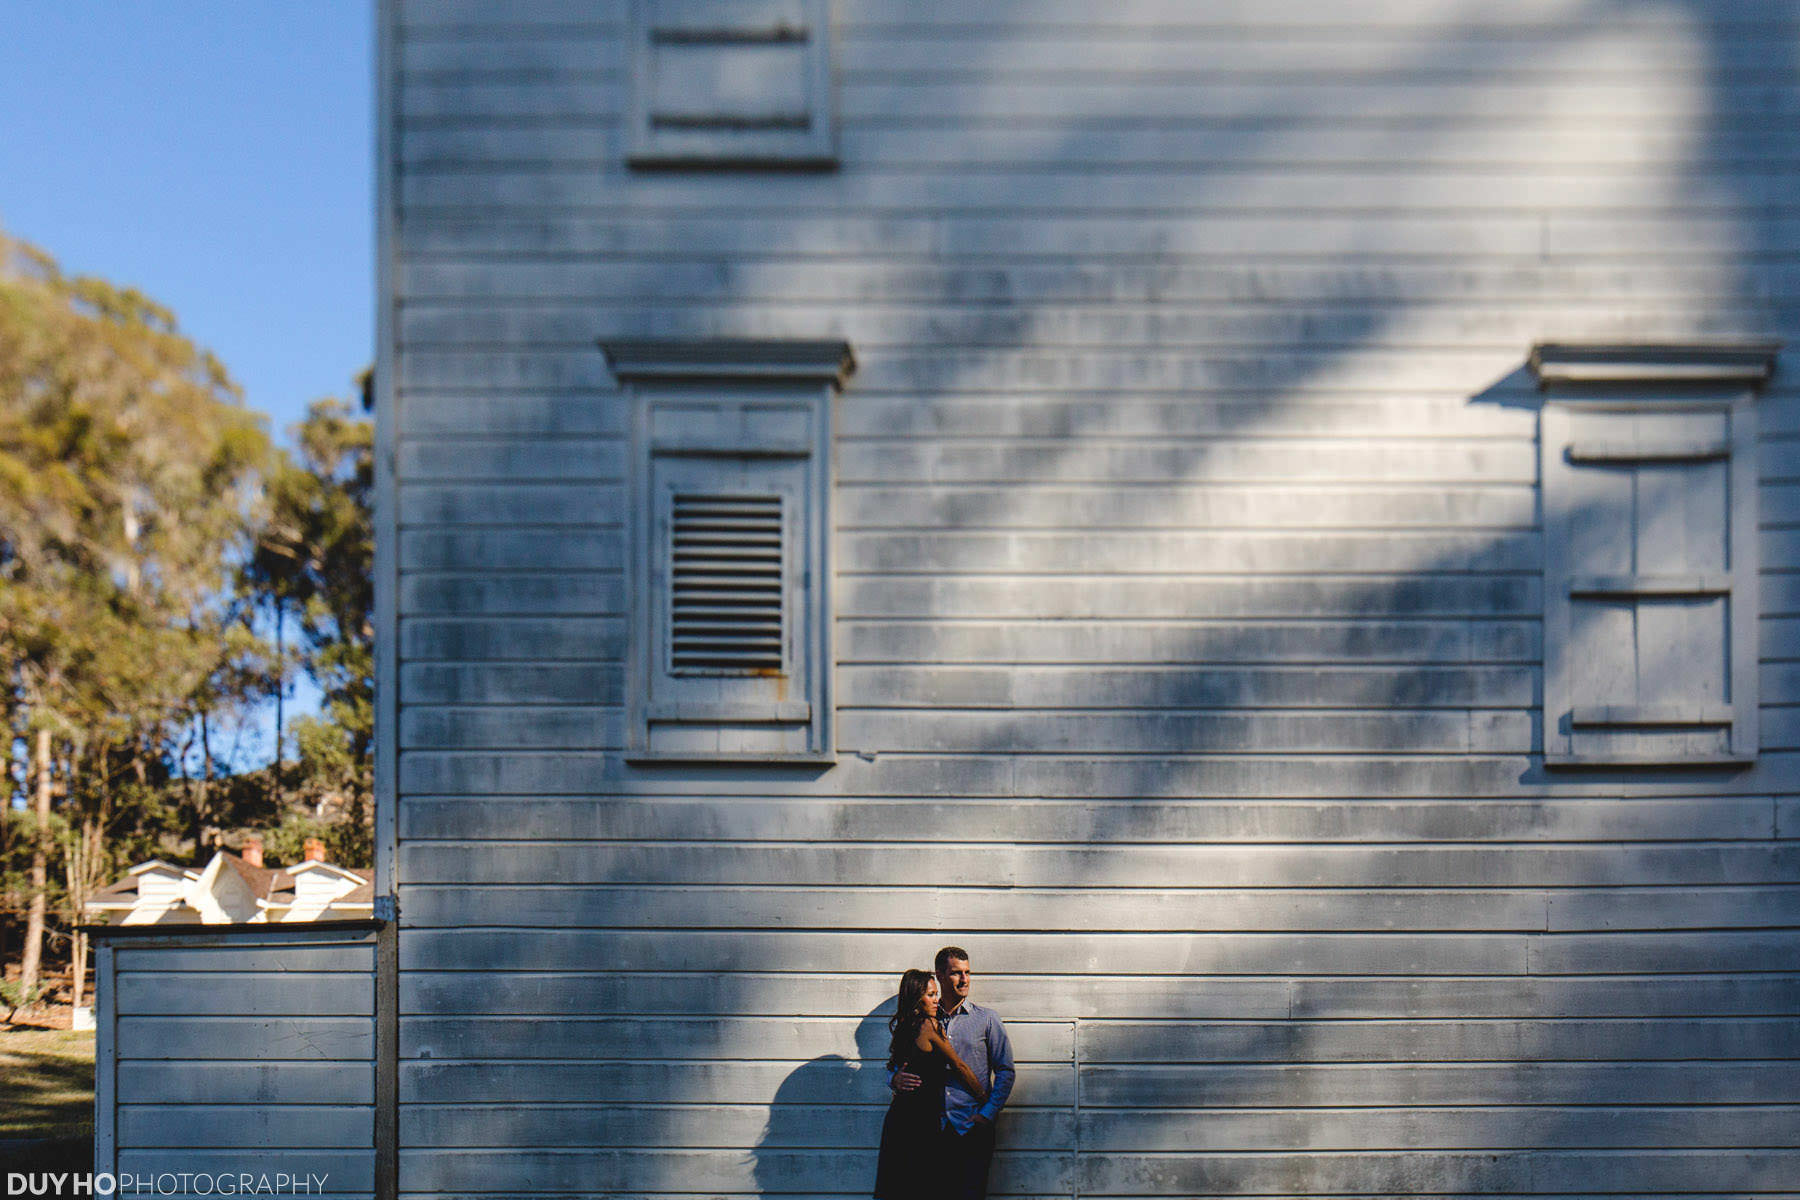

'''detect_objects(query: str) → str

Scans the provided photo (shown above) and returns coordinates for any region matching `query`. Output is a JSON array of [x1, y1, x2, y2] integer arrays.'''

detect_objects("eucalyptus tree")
[[0, 231, 271, 1001], [245, 393, 374, 867]]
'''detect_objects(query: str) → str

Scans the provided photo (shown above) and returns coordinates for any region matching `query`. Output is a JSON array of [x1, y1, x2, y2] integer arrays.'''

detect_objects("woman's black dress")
[[872, 1038, 949, 1199]]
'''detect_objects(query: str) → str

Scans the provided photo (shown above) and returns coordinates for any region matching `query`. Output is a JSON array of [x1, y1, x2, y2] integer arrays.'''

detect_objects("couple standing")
[[873, 946, 1016, 1200]]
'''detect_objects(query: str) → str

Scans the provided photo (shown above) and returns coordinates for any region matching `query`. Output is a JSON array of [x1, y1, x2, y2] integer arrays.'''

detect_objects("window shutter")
[[626, 0, 836, 168], [1533, 342, 1778, 766], [604, 339, 855, 763]]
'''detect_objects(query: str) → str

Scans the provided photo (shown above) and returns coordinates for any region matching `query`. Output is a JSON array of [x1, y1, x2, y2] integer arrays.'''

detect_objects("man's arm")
[[974, 1014, 1015, 1123]]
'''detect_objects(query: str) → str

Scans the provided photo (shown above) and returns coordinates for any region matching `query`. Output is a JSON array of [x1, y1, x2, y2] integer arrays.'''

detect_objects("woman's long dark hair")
[[886, 968, 935, 1070]]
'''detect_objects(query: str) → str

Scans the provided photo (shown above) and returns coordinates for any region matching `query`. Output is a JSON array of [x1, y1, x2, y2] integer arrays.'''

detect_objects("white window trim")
[[603, 338, 854, 765], [1531, 341, 1779, 767]]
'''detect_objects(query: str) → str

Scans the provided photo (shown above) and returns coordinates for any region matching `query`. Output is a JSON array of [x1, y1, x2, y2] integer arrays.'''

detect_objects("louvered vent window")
[[606, 337, 853, 761], [669, 493, 785, 673]]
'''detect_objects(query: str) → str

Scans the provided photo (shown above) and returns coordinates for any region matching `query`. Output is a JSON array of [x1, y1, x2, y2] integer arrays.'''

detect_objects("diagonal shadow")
[[391, 2, 1800, 1196]]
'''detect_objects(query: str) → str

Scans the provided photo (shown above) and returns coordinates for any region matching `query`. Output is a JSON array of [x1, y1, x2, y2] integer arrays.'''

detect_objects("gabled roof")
[[88, 865, 198, 908], [126, 859, 193, 878], [287, 859, 368, 884], [267, 879, 374, 908], [86, 875, 144, 908], [214, 850, 281, 901], [88, 849, 376, 923]]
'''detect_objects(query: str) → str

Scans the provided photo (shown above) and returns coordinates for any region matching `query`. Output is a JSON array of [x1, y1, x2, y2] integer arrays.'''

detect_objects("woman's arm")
[[922, 1024, 987, 1100]]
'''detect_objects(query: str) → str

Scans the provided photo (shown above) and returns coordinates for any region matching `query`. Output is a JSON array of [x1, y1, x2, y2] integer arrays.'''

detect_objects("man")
[[892, 945, 1015, 1200]]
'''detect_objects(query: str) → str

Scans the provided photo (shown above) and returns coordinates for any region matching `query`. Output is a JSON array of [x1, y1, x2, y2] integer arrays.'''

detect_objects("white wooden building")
[[101, 2, 1800, 1197], [87, 840, 373, 925]]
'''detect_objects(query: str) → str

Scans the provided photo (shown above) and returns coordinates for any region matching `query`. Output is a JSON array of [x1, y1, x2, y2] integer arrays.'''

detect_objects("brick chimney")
[[303, 837, 327, 863], [241, 836, 264, 869]]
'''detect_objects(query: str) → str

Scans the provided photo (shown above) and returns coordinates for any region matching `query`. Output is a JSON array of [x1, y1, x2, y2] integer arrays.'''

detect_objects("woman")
[[872, 968, 987, 1200]]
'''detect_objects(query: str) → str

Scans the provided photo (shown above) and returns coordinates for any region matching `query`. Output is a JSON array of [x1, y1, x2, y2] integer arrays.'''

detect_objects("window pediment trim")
[[1530, 341, 1780, 389], [601, 339, 855, 388]]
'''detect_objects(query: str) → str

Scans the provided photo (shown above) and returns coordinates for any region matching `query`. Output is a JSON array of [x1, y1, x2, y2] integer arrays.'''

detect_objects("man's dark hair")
[[935, 946, 970, 974]]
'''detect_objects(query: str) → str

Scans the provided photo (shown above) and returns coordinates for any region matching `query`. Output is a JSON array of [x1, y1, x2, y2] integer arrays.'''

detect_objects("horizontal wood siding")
[[390, 0, 1800, 1196], [98, 930, 378, 1197]]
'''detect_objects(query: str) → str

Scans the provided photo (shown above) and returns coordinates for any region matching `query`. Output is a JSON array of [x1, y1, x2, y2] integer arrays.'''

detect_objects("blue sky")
[[0, 3, 375, 765], [0, 3, 374, 442]]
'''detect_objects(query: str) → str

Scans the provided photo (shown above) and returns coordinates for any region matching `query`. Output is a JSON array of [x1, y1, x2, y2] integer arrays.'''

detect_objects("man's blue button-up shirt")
[[939, 999, 1015, 1133]]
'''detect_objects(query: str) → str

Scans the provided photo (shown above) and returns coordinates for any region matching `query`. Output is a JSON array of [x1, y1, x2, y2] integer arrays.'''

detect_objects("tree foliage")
[[247, 395, 375, 867], [0, 231, 374, 1011], [0, 232, 270, 737]]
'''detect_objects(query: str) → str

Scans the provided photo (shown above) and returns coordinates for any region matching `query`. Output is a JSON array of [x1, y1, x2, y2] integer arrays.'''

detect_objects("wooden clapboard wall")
[[94, 928, 379, 1197], [384, 0, 1800, 1195]]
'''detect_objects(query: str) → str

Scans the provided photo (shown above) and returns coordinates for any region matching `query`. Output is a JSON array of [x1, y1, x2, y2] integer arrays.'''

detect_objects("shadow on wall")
[[750, 1000, 893, 1195], [719, 347, 1794, 1199], [1676, 0, 1800, 338], [664, 10, 1800, 1184], [397, 1, 1800, 1195], [671, 1, 1797, 1187]]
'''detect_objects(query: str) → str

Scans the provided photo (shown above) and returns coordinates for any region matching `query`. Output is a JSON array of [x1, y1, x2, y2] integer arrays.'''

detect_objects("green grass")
[[0, 1027, 95, 1140]]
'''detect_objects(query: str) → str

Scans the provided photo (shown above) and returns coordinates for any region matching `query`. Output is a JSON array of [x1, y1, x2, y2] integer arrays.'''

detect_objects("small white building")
[[85, 837, 373, 925]]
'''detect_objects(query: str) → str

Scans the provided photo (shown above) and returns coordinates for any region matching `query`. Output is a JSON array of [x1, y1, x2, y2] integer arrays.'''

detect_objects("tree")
[[245, 393, 374, 867], [0, 230, 272, 1002], [0, 232, 376, 1015]]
